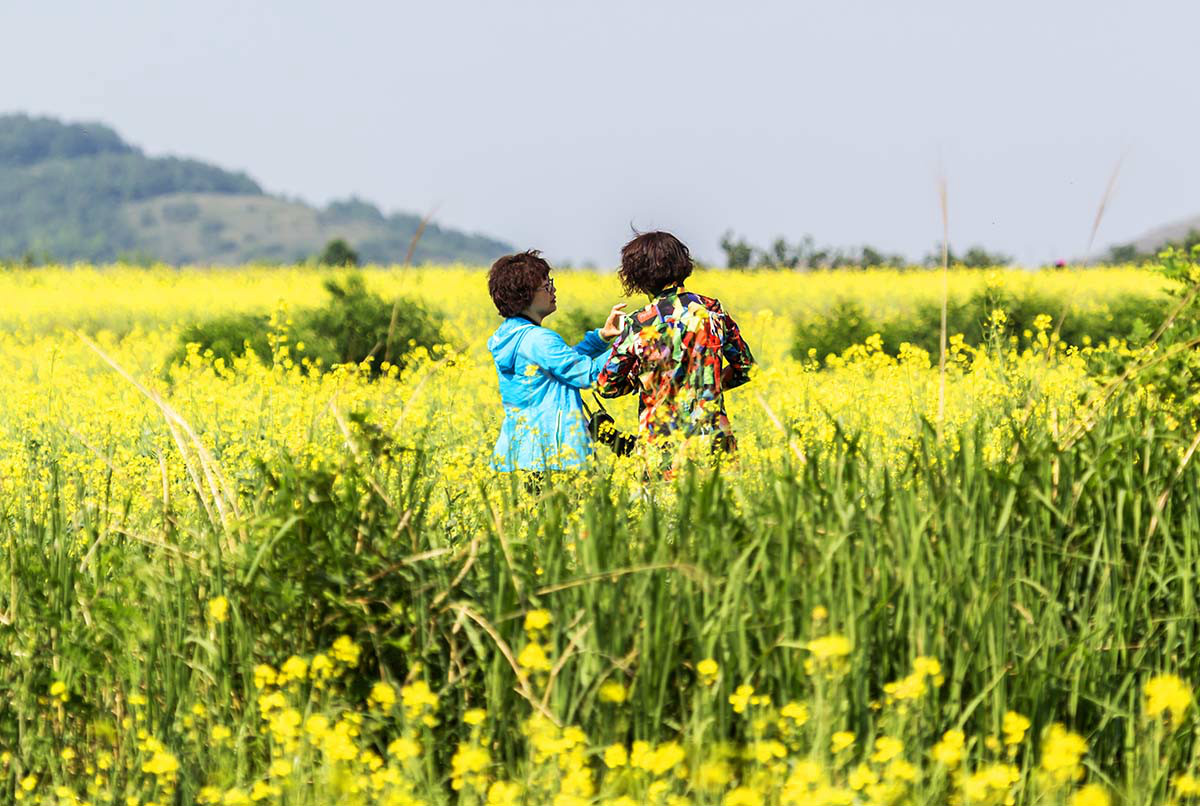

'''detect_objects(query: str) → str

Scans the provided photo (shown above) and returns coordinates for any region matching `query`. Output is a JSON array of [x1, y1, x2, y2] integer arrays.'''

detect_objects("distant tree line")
[[1106, 230, 1200, 264], [718, 231, 1012, 270]]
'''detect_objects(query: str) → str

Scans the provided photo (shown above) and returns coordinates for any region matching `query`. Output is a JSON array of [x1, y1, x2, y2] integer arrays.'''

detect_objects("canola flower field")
[[2, 263, 1200, 806]]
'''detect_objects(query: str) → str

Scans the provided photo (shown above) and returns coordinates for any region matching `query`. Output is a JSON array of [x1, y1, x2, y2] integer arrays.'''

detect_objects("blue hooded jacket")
[[487, 317, 611, 471]]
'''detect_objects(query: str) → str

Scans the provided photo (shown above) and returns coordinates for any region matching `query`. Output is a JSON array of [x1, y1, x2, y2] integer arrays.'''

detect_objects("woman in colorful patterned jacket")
[[596, 231, 755, 455], [487, 250, 625, 472]]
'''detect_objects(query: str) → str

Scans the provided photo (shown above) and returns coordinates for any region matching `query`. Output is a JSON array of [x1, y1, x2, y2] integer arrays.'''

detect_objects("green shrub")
[[168, 311, 271, 368], [792, 286, 1167, 361], [168, 272, 444, 376], [549, 305, 609, 346], [790, 299, 879, 360]]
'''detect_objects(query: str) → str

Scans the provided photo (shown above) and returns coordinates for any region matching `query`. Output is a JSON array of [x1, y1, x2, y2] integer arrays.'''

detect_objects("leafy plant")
[[167, 272, 445, 376]]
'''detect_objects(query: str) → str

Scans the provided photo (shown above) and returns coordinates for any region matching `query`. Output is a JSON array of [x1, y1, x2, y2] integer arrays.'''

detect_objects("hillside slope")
[[0, 114, 512, 264]]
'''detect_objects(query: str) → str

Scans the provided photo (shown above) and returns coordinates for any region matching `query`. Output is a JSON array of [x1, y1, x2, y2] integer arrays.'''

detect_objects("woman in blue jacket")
[[487, 250, 625, 472]]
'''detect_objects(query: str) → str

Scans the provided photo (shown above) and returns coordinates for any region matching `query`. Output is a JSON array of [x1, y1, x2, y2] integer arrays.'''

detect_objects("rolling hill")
[[0, 114, 513, 265]]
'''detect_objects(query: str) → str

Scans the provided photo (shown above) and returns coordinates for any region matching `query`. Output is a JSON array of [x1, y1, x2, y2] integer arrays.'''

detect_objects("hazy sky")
[[4, 0, 1196, 266]]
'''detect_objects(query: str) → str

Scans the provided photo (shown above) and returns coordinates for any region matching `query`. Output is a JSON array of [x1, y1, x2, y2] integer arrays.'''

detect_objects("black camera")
[[582, 395, 636, 456]]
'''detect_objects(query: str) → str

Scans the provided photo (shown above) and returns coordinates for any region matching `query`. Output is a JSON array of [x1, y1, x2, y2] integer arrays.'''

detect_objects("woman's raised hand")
[[600, 303, 628, 341]]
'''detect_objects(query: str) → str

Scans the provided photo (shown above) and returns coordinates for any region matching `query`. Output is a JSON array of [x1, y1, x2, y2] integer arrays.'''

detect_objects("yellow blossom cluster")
[[0, 264, 1150, 542], [0, 263, 1191, 806], [4, 639, 1197, 805]]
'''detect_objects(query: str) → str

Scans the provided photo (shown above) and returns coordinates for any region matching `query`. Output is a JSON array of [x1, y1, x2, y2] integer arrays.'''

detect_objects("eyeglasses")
[[540, 278, 556, 292]]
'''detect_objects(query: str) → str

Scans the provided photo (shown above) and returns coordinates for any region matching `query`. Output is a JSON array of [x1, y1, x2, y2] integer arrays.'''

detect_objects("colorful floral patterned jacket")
[[596, 287, 755, 446]]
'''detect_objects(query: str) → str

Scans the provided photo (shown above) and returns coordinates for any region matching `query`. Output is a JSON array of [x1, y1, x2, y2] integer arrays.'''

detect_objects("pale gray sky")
[[3, 0, 1195, 266]]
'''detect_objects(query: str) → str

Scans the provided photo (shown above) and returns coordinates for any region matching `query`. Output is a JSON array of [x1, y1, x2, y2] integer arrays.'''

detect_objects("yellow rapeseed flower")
[[450, 742, 491, 791], [196, 787, 221, 804], [913, 656, 944, 686], [1175, 772, 1200, 796], [331, 635, 361, 667], [603, 744, 628, 768], [805, 634, 852, 675], [1003, 711, 1031, 746], [250, 780, 279, 801], [222, 787, 251, 806], [1068, 783, 1110, 806], [871, 736, 904, 764], [252, 665, 277, 689], [831, 731, 856, 753], [729, 684, 755, 714], [807, 634, 852, 660], [309, 653, 334, 684], [367, 681, 397, 712], [848, 763, 878, 791], [278, 655, 308, 684], [517, 642, 553, 673], [932, 729, 965, 766], [697, 759, 733, 790], [141, 748, 179, 779], [1040, 724, 1087, 785], [598, 680, 627, 703], [304, 714, 330, 739], [387, 736, 421, 760], [487, 781, 522, 806], [750, 739, 787, 763], [723, 787, 764, 806], [523, 609, 552, 633], [1144, 674, 1193, 724], [207, 595, 229, 623], [400, 680, 439, 714]]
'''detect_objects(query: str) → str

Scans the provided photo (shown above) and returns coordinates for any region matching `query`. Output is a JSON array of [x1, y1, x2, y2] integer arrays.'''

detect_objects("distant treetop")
[[0, 114, 135, 168]]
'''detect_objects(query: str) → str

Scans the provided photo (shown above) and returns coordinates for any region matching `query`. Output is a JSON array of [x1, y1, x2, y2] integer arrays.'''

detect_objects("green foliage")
[[921, 242, 1012, 267], [301, 273, 443, 373], [0, 113, 133, 167], [1108, 229, 1200, 265], [791, 299, 879, 359], [167, 272, 444, 376], [792, 284, 1164, 360], [0, 113, 261, 267], [242, 424, 436, 670], [0, 148, 261, 261], [1116, 245, 1200, 410], [1107, 242, 1143, 263], [719, 231, 755, 268], [720, 230, 907, 269], [317, 238, 359, 267], [6, 392, 1200, 796], [169, 312, 272, 369], [548, 305, 608, 345]]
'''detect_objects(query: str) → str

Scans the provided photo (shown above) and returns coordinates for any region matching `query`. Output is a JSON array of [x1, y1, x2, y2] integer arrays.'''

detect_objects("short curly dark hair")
[[488, 250, 551, 317], [618, 231, 694, 296]]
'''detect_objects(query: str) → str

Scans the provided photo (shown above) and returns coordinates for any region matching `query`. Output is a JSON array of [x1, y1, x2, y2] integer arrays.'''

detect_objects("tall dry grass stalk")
[[937, 175, 949, 440], [1054, 154, 1126, 340], [384, 206, 437, 365]]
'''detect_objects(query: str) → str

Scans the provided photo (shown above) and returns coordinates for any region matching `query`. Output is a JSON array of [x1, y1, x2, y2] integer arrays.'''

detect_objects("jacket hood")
[[487, 317, 537, 373]]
